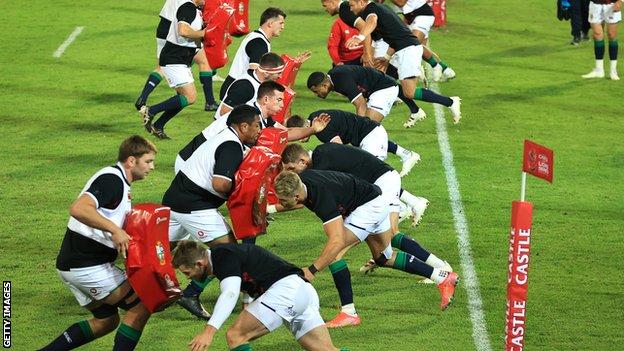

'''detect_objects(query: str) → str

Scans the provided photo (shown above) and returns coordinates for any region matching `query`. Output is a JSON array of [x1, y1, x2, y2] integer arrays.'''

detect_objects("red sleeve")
[[327, 20, 342, 65]]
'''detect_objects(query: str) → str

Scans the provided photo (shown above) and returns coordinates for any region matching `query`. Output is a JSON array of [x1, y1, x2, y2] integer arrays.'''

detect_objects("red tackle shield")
[[227, 0, 250, 37], [203, 2, 235, 69], [272, 86, 296, 125]]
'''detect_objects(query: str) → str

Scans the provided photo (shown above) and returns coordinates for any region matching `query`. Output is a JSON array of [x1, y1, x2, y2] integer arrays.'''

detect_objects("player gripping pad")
[[203, 2, 235, 69], [124, 203, 182, 313], [256, 127, 288, 155], [276, 54, 302, 89], [272, 86, 296, 125], [227, 147, 282, 239], [227, 0, 250, 37]]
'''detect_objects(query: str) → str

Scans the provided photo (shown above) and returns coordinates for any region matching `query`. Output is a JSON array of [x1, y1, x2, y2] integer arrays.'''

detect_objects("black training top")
[[348, 2, 420, 51], [308, 109, 379, 147], [311, 143, 393, 183], [211, 243, 304, 298], [299, 169, 381, 223], [159, 2, 201, 66], [328, 65, 396, 101]]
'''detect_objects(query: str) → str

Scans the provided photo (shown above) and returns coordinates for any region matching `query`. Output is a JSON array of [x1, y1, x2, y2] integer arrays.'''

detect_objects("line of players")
[[41, 0, 464, 350]]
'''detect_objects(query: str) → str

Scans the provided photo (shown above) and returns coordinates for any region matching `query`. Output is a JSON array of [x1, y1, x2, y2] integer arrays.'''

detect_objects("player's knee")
[[184, 92, 197, 105], [225, 326, 247, 347]]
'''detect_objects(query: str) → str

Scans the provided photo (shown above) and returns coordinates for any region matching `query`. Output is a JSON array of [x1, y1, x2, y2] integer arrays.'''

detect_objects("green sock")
[[179, 94, 189, 108], [231, 343, 253, 351], [414, 87, 424, 100], [439, 60, 449, 70], [425, 56, 438, 67]]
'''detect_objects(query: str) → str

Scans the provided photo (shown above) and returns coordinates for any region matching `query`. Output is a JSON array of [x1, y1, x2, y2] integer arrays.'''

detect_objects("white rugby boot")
[[449, 96, 462, 124], [403, 109, 427, 128], [442, 67, 456, 80]]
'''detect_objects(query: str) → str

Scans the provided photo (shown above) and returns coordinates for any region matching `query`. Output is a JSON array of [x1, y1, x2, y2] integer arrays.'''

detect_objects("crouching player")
[[172, 240, 346, 351], [274, 169, 459, 327], [39, 136, 157, 351]]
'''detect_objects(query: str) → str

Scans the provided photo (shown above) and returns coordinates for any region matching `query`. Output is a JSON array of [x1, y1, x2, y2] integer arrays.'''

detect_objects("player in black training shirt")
[[172, 241, 343, 350], [320, 0, 463, 128], [40, 136, 157, 351], [286, 109, 421, 177], [274, 169, 459, 327]]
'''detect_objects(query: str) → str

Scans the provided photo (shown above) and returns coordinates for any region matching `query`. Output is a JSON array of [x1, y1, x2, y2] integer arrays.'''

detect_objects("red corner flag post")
[[505, 140, 554, 351]]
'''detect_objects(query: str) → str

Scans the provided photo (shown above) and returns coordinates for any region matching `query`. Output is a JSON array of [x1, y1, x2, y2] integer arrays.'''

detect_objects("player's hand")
[[111, 229, 131, 259], [346, 34, 365, 49], [614, 0, 622, 12], [373, 58, 389, 72], [294, 50, 312, 64], [335, 62, 344, 66], [311, 113, 331, 133], [361, 53, 375, 68], [188, 326, 216, 351], [302, 267, 316, 282]]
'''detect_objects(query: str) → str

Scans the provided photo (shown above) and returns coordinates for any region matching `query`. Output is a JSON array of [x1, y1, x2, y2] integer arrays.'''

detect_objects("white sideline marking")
[[432, 85, 493, 351], [53, 26, 84, 58]]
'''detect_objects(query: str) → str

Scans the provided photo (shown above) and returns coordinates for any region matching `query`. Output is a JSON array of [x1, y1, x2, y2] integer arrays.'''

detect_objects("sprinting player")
[[135, 0, 219, 114], [320, 0, 462, 127], [581, 0, 621, 80], [219, 7, 287, 98], [39, 136, 157, 351], [140, 0, 206, 139], [172, 241, 346, 351], [215, 52, 284, 120], [274, 170, 459, 327], [387, 0, 456, 81], [286, 110, 420, 177], [162, 105, 261, 320]]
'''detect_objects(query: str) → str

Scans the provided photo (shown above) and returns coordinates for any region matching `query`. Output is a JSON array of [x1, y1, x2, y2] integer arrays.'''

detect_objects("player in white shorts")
[[274, 169, 459, 328], [172, 241, 344, 350], [39, 136, 157, 351], [582, 0, 622, 80]]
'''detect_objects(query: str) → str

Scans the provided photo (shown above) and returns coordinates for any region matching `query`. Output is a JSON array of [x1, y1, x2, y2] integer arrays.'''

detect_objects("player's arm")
[[70, 175, 130, 257], [330, 135, 344, 144], [390, 0, 407, 7], [303, 217, 346, 280], [218, 80, 255, 117], [189, 276, 242, 351], [245, 38, 269, 70], [346, 13, 378, 48], [352, 95, 368, 116], [177, 3, 205, 39], [212, 142, 244, 196], [283, 113, 331, 141]]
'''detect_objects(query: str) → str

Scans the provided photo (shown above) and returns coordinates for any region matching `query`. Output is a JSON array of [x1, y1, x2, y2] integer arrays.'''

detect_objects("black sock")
[[595, 39, 605, 60], [391, 233, 430, 262], [39, 321, 95, 350], [151, 95, 188, 116], [609, 40, 618, 61], [137, 71, 162, 105], [153, 106, 183, 130], [414, 88, 453, 107], [399, 87, 420, 113], [199, 71, 216, 105], [388, 140, 398, 154], [329, 259, 353, 306], [393, 251, 433, 278], [112, 324, 141, 351]]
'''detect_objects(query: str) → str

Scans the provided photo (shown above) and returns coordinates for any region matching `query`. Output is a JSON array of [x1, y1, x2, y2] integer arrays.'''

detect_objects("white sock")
[[399, 190, 419, 207], [610, 60, 618, 73], [425, 253, 446, 269], [341, 303, 357, 315], [596, 59, 604, 71], [396, 145, 411, 160], [430, 268, 449, 284]]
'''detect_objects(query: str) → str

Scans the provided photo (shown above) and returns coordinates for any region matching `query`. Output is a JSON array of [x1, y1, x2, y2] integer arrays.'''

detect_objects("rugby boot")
[[437, 271, 459, 310], [399, 151, 421, 177], [150, 126, 171, 140], [432, 64, 443, 82], [358, 258, 378, 275], [326, 312, 361, 328], [403, 109, 426, 128], [411, 197, 429, 227], [139, 106, 154, 134], [177, 295, 211, 321], [449, 96, 462, 124], [582, 68, 605, 79], [419, 261, 452, 284], [204, 102, 219, 111], [610, 71, 620, 81], [442, 67, 456, 80]]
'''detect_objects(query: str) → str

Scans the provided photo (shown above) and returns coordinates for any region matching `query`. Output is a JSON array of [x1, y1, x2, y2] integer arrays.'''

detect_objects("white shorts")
[[57, 263, 126, 307], [372, 39, 390, 59], [168, 208, 231, 243], [588, 3, 622, 24], [161, 64, 194, 88], [344, 195, 391, 241], [359, 125, 388, 161], [390, 45, 424, 80], [156, 38, 166, 58], [374, 170, 401, 214], [367, 85, 399, 117], [408, 15, 435, 38], [246, 275, 324, 340]]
